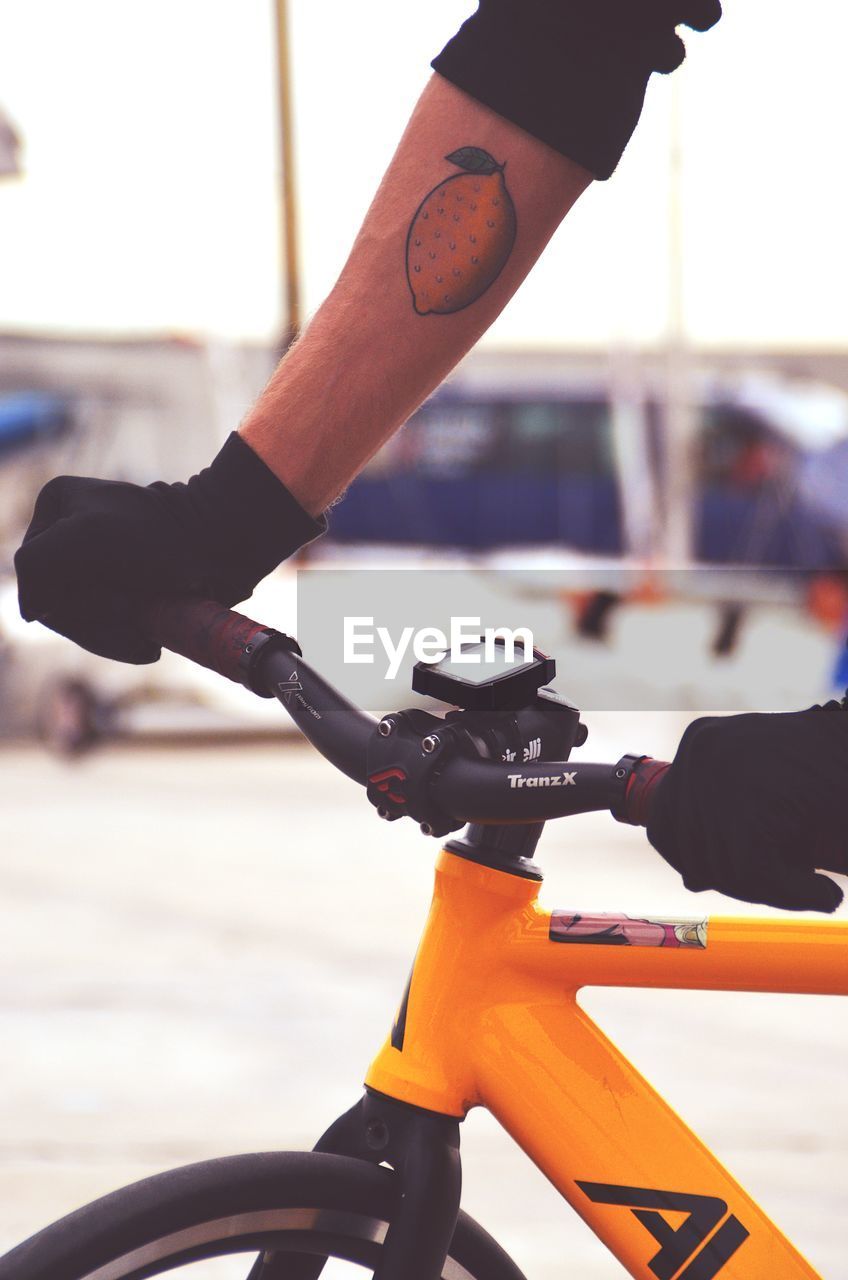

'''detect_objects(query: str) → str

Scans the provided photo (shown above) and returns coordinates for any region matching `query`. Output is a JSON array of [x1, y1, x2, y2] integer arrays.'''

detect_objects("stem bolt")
[[420, 822, 434, 836], [378, 719, 394, 737], [615, 767, 627, 779], [422, 734, 439, 754], [377, 805, 391, 820]]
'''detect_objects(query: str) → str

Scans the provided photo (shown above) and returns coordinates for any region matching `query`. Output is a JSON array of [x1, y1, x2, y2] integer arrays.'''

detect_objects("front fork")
[[250, 826, 551, 1280], [249, 1089, 462, 1280]]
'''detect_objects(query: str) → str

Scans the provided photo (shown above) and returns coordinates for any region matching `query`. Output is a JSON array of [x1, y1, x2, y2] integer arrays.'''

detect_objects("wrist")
[[239, 420, 338, 519]]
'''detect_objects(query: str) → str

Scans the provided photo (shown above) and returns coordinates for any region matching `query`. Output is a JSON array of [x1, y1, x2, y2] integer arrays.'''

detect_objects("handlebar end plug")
[[611, 754, 671, 827], [239, 627, 302, 696]]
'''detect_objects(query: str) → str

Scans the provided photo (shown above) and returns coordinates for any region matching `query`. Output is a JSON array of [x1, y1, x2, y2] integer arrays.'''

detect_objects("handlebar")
[[148, 598, 668, 830], [148, 597, 375, 785]]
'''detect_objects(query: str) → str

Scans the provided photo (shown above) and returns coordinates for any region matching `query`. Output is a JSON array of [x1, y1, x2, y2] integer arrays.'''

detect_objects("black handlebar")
[[148, 598, 667, 829], [256, 644, 376, 786], [430, 757, 625, 825], [147, 597, 376, 785]]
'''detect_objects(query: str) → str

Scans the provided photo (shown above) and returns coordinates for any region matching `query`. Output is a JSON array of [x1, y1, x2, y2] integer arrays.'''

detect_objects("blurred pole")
[[609, 342, 659, 559], [0, 108, 22, 178], [273, 0, 301, 350], [662, 76, 697, 564]]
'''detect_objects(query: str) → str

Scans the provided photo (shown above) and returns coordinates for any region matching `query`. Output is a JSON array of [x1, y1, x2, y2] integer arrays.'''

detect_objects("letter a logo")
[[576, 1182, 749, 1278]]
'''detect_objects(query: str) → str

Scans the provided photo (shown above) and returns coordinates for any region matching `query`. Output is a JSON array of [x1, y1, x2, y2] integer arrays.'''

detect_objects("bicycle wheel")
[[0, 1151, 527, 1280]]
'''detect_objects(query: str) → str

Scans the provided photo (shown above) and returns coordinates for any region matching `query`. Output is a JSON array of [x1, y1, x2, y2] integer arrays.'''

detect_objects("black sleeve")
[[431, 0, 657, 180]]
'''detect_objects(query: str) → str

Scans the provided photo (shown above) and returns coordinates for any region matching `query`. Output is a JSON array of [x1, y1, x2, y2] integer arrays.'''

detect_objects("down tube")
[[475, 996, 821, 1278]]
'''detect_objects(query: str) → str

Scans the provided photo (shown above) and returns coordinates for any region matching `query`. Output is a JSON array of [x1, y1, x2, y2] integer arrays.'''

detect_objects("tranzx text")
[[508, 772, 576, 788], [344, 617, 533, 681]]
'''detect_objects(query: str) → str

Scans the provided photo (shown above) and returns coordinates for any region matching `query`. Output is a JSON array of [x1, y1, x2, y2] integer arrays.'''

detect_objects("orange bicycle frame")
[[366, 847, 848, 1279]]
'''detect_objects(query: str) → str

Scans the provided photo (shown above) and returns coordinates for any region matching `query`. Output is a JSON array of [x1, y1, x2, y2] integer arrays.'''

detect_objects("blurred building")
[[327, 347, 848, 570]]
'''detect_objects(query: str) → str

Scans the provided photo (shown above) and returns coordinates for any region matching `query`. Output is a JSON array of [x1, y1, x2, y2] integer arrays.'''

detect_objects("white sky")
[[0, 1, 846, 348]]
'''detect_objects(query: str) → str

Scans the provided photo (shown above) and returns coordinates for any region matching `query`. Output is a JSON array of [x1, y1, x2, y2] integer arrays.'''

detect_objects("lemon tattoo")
[[406, 147, 517, 316]]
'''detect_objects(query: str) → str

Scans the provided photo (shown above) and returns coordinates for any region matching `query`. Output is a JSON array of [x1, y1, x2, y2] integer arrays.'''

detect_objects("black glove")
[[15, 432, 326, 664], [644, 703, 848, 912], [432, 0, 722, 179]]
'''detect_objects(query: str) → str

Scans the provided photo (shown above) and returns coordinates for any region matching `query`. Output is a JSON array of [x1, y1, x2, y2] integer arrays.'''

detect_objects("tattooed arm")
[[240, 74, 589, 515], [15, 71, 588, 662], [243, 0, 721, 513], [15, 2, 719, 663], [240, 0, 720, 511]]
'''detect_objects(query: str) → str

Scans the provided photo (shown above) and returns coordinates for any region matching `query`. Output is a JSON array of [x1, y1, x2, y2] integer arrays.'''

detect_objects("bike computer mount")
[[366, 635, 588, 866]]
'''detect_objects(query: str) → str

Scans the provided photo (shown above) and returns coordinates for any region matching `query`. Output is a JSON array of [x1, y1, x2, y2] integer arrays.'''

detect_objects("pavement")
[[1, 725, 847, 1278]]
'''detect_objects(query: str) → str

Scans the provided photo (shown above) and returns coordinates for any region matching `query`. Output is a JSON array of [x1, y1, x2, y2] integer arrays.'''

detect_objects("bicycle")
[[1, 597, 844, 1280]]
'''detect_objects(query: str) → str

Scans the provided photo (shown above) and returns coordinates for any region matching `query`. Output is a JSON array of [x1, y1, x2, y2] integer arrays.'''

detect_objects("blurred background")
[[2, 3, 848, 1277]]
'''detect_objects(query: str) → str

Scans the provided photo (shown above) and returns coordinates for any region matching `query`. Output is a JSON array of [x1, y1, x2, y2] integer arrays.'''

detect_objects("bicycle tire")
[[0, 1150, 528, 1280]]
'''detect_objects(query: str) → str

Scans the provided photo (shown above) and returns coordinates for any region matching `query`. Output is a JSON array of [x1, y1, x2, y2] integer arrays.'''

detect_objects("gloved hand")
[[643, 703, 848, 912], [432, 0, 722, 179], [15, 432, 325, 664]]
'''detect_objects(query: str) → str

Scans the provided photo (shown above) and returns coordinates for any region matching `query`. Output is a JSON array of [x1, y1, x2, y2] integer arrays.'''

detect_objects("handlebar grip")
[[147, 597, 298, 696], [615, 757, 671, 827]]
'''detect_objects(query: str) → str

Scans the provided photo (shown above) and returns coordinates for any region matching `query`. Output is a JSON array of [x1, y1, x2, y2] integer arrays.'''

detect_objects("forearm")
[[241, 74, 592, 515]]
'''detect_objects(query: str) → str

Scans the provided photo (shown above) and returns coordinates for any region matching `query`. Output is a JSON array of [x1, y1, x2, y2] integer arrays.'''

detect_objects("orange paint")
[[366, 848, 845, 1277]]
